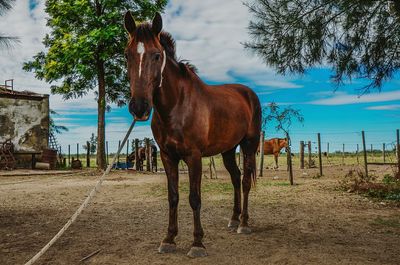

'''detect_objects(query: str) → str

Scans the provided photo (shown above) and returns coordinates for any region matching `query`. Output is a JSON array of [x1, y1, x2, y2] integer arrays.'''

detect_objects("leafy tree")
[[263, 102, 304, 136], [0, 0, 18, 48], [49, 110, 68, 135], [23, 0, 167, 169], [245, 0, 400, 93], [83, 133, 97, 155], [131, 137, 155, 152]]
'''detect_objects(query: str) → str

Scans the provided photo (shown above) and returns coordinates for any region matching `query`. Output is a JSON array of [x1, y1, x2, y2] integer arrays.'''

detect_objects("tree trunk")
[[95, 0, 106, 170], [96, 57, 106, 169]]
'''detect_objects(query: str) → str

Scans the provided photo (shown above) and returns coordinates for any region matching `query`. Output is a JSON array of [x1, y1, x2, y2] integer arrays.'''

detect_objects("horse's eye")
[[154, 53, 161, 61]]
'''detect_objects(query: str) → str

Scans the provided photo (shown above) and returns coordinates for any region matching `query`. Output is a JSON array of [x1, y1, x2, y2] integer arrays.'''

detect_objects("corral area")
[[1, 164, 399, 265]]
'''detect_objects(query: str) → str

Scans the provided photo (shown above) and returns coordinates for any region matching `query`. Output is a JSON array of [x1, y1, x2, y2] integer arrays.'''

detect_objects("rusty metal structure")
[[0, 140, 16, 170]]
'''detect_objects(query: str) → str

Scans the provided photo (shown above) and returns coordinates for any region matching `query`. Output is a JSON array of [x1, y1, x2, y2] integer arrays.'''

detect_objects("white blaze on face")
[[159, 50, 167, 87], [137, 42, 145, 78]]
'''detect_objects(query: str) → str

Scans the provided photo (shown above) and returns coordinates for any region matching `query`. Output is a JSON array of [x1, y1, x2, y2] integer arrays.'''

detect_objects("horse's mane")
[[135, 23, 198, 75]]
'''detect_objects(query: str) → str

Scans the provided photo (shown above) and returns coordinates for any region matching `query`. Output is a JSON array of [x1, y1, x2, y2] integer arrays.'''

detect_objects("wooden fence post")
[[258, 131, 265, 177], [362, 131, 368, 178], [135, 139, 139, 171], [318, 133, 323, 176], [371, 144, 373, 160], [77, 143, 79, 160], [327, 142, 329, 158], [146, 138, 151, 172], [212, 157, 217, 178], [397, 129, 400, 174], [286, 132, 294, 185], [342, 144, 345, 165], [356, 144, 359, 165], [68, 144, 71, 166], [307, 141, 312, 168], [126, 139, 129, 166], [300, 141, 305, 169], [106, 141, 109, 165], [86, 141, 90, 168], [209, 157, 217, 179], [117, 140, 121, 164], [383, 143, 386, 163], [151, 146, 157, 172]]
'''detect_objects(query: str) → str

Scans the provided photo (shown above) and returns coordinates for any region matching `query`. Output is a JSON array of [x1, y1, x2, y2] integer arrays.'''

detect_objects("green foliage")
[[263, 102, 304, 134], [83, 133, 98, 155], [382, 174, 400, 185], [245, 0, 400, 92], [23, 0, 167, 105], [49, 109, 68, 134], [340, 170, 400, 201], [0, 0, 18, 48], [131, 137, 155, 152]]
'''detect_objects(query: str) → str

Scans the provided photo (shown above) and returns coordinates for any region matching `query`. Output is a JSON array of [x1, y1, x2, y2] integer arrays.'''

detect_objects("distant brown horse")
[[124, 12, 261, 257], [127, 147, 146, 170], [259, 138, 288, 169]]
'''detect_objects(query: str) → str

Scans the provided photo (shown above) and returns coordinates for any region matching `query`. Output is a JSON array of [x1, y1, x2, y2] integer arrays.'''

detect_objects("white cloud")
[[164, 0, 299, 87], [309, 90, 400, 105], [255, 80, 303, 89], [366, 104, 400, 110]]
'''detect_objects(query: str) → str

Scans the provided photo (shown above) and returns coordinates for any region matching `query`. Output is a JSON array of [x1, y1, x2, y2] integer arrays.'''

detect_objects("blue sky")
[[1, 0, 399, 154]]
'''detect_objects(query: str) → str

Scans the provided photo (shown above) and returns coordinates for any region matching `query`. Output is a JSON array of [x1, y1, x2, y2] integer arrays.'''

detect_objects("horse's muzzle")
[[129, 98, 151, 121]]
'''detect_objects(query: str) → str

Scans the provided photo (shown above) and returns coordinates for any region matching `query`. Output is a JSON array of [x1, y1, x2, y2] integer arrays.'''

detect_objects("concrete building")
[[0, 85, 49, 152]]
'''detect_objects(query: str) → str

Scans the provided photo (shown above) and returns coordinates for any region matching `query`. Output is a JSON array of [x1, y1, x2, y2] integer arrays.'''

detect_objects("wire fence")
[[56, 129, 400, 174]]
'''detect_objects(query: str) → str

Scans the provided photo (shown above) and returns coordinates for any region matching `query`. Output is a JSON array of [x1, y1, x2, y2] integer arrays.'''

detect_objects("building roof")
[[0, 86, 49, 101]]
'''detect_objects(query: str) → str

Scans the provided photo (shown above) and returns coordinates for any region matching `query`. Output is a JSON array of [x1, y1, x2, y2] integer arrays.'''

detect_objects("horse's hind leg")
[[222, 148, 241, 229], [238, 138, 258, 234]]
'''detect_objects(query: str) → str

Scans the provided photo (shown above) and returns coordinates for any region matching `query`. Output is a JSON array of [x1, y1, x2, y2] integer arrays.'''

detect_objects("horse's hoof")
[[237, 226, 252, 234], [158, 242, 177, 253], [187, 247, 207, 258], [228, 219, 240, 229]]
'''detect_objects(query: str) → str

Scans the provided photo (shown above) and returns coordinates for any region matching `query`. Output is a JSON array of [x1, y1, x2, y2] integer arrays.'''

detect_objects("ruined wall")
[[0, 95, 49, 152]]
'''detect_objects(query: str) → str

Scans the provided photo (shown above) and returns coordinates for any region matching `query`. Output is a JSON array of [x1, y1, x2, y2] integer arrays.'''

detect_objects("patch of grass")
[[259, 181, 291, 187], [371, 217, 400, 228]]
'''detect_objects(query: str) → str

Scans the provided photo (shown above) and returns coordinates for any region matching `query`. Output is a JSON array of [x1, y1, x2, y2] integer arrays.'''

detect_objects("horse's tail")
[[251, 152, 257, 188]]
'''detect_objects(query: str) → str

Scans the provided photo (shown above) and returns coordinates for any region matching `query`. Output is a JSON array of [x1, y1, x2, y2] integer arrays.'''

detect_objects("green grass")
[[371, 217, 400, 228]]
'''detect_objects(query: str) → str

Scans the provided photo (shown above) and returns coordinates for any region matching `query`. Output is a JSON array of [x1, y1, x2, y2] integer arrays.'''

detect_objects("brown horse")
[[259, 138, 288, 169], [127, 147, 146, 170], [124, 12, 261, 257]]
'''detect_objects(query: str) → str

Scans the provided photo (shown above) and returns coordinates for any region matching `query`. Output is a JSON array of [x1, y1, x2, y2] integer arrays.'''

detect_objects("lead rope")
[[24, 120, 137, 265]]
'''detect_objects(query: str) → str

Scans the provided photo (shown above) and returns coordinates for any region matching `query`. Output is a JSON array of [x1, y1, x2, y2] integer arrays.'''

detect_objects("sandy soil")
[[0, 165, 399, 265]]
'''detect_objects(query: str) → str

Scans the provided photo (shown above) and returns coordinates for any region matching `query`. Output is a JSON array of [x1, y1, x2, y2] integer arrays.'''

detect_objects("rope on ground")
[[24, 120, 136, 265]]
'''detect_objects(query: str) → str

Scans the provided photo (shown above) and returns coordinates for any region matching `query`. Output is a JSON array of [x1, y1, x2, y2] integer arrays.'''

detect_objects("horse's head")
[[124, 11, 166, 121]]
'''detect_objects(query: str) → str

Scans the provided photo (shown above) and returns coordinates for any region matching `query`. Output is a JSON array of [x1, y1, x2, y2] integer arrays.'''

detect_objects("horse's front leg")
[[274, 153, 279, 169], [158, 151, 179, 253], [184, 153, 207, 258]]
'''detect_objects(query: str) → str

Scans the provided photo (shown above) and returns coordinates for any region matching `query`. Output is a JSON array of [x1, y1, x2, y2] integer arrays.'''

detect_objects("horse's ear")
[[152, 12, 163, 37], [124, 11, 136, 36]]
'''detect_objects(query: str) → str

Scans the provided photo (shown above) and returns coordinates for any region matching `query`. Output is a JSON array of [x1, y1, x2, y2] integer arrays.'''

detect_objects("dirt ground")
[[1, 165, 399, 265]]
